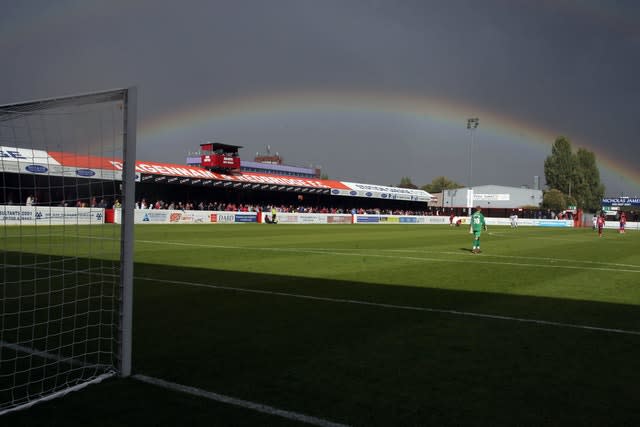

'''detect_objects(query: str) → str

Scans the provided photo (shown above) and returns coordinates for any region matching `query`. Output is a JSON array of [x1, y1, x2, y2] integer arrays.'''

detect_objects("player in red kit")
[[597, 214, 605, 237], [619, 212, 627, 234]]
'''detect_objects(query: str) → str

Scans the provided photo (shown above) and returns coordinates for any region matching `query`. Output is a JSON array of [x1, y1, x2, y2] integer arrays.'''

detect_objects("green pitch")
[[4, 224, 640, 426]]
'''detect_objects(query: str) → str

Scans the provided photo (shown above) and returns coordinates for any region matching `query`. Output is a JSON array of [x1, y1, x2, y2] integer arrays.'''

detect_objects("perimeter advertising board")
[[259, 212, 351, 224], [0, 205, 104, 225], [114, 210, 258, 224]]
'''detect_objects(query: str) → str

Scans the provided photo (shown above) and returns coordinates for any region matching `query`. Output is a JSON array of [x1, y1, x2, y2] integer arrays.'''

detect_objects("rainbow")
[[139, 89, 640, 191]]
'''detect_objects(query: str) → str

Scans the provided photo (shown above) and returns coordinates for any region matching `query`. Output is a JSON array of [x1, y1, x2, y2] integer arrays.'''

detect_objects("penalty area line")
[[137, 276, 640, 337], [132, 374, 349, 427], [135, 239, 640, 273]]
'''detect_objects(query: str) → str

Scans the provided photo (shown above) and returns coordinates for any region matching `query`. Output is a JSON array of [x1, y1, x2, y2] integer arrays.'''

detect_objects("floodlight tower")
[[467, 117, 479, 188], [467, 117, 479, 214]]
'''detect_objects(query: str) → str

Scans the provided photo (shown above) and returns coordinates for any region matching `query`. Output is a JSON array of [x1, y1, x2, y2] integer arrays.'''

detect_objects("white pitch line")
[[379, 248, 640, 269], [137, 276, 640, 337], [132, 374, 349, 427], [288, 246, 640, 269], [0, 340, 116, 417], [135, 239, 640, 273], [2, 332, 348, 426], [15, 232, 635, 270], [0, 372, 115, 417]]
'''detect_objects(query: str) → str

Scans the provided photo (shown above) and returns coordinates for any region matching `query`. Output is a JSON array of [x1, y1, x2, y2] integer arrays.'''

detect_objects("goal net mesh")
[[0, 89, 135, 415]]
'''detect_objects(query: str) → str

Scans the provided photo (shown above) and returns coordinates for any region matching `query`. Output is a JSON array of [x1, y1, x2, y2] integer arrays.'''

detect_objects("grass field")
[[3, 223, 640, 426]]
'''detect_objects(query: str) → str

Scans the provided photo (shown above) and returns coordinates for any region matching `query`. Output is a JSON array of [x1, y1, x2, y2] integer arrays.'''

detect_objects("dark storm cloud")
[[1, 0, 638, 194]]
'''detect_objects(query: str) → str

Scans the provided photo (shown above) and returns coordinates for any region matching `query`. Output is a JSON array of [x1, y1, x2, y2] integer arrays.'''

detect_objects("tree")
[[544, 137, 576, 195], [574, 148, 605, 211], [421, 176, 463, 193], [544, 136, 605, 210], [398, 176, 418, 189], [542, 189, 567, 212]]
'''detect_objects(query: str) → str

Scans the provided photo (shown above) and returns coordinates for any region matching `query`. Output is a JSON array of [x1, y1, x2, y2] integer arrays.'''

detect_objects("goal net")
[[0, 88, 136, 415]]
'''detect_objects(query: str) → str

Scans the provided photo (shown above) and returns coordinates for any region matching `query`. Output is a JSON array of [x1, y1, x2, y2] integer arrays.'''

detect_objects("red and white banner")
[[332, 182, 432, 202], [1, 146, 433, 201]]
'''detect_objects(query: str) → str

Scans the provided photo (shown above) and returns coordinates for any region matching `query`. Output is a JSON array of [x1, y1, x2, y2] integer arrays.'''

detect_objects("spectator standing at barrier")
[[592, 214, 597, 231], [469, 206, 487, 254], [271, 206, 277, 223]]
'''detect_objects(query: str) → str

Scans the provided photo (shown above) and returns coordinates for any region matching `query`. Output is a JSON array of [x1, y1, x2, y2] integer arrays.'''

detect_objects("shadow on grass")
[[3, 252, 640, 426], [133, 261, 640, 332]]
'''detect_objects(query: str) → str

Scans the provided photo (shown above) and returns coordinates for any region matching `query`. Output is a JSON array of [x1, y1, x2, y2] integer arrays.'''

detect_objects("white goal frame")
[[0, 87, 136, 415]]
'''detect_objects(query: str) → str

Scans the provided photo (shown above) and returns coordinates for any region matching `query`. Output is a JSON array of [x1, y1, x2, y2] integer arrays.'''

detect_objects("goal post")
[[119, 87, 136, 378], [0, 88, 136, 415]]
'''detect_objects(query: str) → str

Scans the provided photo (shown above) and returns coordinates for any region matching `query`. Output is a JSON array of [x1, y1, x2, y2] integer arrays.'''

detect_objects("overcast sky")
[[2, 0, 639, 195]]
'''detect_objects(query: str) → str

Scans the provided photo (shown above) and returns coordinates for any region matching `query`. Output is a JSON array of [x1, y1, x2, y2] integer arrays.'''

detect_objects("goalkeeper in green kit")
[[469, 206, 487, 254]]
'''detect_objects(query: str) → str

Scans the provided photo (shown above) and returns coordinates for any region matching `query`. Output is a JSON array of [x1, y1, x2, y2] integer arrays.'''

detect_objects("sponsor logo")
[[357, 216, 380, 223], [140, 212, 169, 222], [76, 169, 96, 177], [380, 216, 402, 222], [169, 213, 182, 222], [278, 214, 300, 223], [0, 150, 27, 159], [399, 217, 417, 223], [26, 164, 48, 173], [299, 216, 319, 223], [349, 190, 358, 196], [216, 213, 235, 223], [602, 197, 640, 207], [235, 213, 257, 223], [327, 215, 351, 224], [331, 189, 340, 195], [365, 192, 373, 197], [380, 217, 400, 223]]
